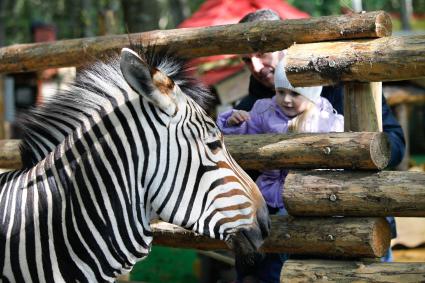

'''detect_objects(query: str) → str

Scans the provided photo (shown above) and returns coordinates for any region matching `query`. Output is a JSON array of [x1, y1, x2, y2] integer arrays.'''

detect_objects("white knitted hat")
[[274, 59, 322, 105]]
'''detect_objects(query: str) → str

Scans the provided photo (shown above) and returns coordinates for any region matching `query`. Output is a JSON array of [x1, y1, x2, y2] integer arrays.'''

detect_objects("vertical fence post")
[[344, 82, 383, 132], [0, 75, 5, 139]]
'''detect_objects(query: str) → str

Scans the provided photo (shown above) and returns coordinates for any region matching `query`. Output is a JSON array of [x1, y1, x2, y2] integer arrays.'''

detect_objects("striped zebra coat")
[[0, 48, 269, 282]]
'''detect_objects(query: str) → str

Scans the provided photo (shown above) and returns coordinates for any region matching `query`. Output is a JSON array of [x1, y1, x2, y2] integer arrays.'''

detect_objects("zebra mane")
[[19, 48, 214, 168]]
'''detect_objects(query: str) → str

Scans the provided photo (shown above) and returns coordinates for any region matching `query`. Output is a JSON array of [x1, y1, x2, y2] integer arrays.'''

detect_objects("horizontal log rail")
[[0, 11, 391, 74], [0, 132, 390, 170], [281, 260, 425, 282], [152, 216, 390, 258], [285, 34, 425, 86], [385, 87, 425, 106], [225, 132, 390, 170], [284, 170, 425, 217], [0, 140, 21, 169]]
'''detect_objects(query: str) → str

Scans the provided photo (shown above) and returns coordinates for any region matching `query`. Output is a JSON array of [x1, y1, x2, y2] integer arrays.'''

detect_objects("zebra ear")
[[120, 48, 178, 116]]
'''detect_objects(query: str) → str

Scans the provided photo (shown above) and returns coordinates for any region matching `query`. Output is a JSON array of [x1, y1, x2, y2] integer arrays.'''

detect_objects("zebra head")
[[120, 48, 270, 255]]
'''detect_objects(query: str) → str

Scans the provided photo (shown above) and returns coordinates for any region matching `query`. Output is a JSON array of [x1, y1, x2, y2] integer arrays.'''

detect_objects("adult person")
[[230, 8, 405, 283], [236, 9, 405, 168]]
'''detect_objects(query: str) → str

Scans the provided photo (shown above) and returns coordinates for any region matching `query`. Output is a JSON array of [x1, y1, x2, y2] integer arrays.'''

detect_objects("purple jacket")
[[217, 96, 344, 208]]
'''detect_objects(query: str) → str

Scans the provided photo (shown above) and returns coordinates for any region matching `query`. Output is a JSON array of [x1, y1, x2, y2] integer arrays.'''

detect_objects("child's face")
[[275, 88, 310, 118]]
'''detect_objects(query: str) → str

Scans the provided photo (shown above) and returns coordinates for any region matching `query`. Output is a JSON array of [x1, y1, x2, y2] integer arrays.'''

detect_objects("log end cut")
[[371, 217, 392, 257], [375, 11, 392, 37], [370, 132, 391, 170]]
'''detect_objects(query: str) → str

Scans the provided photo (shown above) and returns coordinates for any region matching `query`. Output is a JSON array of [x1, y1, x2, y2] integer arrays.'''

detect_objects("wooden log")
[[284, 170, 425, 217], [152, 216, 390, 258], [385, 90, 425, 106], [281, 260, 425, 283], [344, 82, 382, 132], [384, 85, 425, 106], [225, 132, 390, 170], [285, 35, 425, 86], [0, 132, 390, 170], [0, 139, 20, 169], [0, 76, 4, 139], [0, 11, 391, 74]]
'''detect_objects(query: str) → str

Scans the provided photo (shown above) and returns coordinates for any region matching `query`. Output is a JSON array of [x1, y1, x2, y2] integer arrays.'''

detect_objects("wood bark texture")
[[0, 139, 20, 168], [0, 11, 391, 74], [0, 132, 391, 170], [385, 87, 425, 106], [285, 35, 425, 86], [281, 260, 425, 283], [224, 132, 390, 170], [0, 76, 4, 139], [344, 82, 383, 132], [284, 170, 425, 217], [152, 216, 390, 258]]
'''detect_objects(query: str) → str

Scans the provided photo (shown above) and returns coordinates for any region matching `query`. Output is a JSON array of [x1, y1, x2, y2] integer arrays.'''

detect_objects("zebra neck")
[[36, 103, 154, 279]]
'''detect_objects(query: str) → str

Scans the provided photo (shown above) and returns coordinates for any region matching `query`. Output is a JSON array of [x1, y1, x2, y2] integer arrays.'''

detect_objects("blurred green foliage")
[[287, 0, 425, 16], [130, 246, 199, 283], [1, 0, 424, 45]]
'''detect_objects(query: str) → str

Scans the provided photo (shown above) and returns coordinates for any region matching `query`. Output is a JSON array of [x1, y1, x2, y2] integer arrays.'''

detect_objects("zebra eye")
[[205, 129, 223, 153], [206, 140, 222, 153]]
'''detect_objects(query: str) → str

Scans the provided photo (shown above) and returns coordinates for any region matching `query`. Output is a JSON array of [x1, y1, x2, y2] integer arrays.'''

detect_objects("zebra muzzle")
[[226, 206, 270, 256]]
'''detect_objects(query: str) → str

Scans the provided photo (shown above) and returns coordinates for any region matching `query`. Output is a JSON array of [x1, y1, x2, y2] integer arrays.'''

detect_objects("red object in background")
[[178, 0, 309, 85], [179, 0, 308, 28]]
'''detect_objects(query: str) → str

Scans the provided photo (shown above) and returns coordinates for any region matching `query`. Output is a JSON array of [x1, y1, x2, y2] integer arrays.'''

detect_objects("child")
[[218, 58, 344, 214], [217, 58, 344, 283]]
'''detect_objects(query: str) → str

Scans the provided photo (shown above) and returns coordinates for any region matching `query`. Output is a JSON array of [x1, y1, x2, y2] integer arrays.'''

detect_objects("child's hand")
[[227, 110, 250, 126]]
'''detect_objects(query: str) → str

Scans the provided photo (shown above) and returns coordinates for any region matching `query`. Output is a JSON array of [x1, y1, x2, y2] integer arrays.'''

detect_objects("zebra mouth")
[[225, 226, 264, 256]]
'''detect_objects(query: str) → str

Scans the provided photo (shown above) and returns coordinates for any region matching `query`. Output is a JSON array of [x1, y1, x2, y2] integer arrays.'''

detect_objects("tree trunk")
[[285, 35, 425, 86], [284, 170, 425, 217], [152, 216, 390, 258], [281, 260, 425, 283]]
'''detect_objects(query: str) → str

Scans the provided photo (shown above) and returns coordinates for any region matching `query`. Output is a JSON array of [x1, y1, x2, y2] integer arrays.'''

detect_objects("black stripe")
[[0, 171, 18, 275], [169, 111, 191, 224], [25, 171, 39, 283], [107, 106, 147, 249], [10, 170, 25, 282], [181, 106, 206, 227], [151, 128, 171, 215], [72, 162, 120, 278], [74, 134, 130, 265], [38, 169, 55, 283], [50, 163, 87, 282], [90, 123, 144, 259], [126, 102, 152, 238], [67, 173, 107, 281], [145, 101, 168, 205]]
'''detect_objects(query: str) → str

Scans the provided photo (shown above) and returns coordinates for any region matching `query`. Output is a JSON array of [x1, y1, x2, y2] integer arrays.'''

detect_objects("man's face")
[[240, 51, 282, 88]]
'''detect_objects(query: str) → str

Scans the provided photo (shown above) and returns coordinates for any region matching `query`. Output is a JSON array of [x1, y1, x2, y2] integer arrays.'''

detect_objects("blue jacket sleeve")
[[321, 84, 406, 167], [381, 95, 406, 167]]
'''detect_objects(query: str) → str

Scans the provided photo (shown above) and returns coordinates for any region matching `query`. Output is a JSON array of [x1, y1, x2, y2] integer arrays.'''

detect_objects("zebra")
[[0, 47, 270, 282]]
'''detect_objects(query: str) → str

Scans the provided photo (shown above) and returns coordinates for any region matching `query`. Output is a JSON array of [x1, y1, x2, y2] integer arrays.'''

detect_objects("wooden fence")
[[1, 11, 425, 282]]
